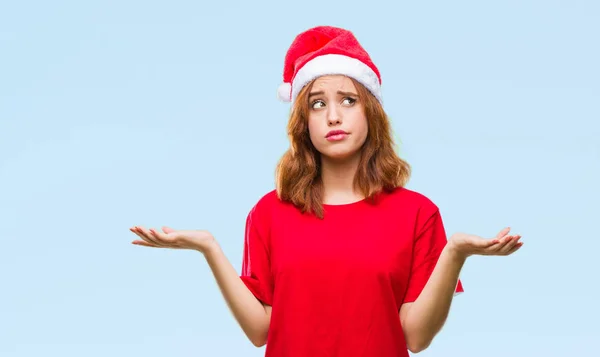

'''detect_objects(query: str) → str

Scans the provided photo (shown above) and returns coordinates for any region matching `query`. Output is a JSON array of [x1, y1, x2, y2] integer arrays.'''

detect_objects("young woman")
[[130, 26, 523, 357]]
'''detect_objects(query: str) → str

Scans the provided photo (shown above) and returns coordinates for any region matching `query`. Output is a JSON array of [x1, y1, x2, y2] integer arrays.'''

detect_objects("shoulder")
[[379, 187, 442, 231], [252, 189, 282, 210], [378, 187, 446, 239], [245, 189, 296, 236], [382, 186, 440, 214], [247, 189, 289, 219]]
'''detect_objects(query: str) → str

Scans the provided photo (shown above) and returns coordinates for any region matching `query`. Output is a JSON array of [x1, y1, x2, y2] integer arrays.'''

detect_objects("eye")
[[311, 100, 325, 109], [342, 97, 357, 105]]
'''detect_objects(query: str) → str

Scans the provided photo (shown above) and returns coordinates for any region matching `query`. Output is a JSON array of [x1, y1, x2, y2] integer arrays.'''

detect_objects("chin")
[[320, 147, 361, 161]]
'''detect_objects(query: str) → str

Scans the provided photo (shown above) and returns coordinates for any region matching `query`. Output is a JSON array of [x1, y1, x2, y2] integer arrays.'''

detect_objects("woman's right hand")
[[130, 226, 217, 254], [131, 224, 270, 346]]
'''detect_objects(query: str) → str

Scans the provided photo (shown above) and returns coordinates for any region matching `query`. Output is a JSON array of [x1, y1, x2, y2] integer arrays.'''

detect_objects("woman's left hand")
[[447, 227, 523, 260]]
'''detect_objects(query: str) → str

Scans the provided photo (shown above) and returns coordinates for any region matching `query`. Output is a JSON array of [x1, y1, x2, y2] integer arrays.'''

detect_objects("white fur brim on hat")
[[276, 54, 382, 104]]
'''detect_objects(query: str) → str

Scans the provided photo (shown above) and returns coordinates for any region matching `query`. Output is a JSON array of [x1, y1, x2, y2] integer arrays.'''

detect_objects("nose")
[[326, 105, 342, 126]]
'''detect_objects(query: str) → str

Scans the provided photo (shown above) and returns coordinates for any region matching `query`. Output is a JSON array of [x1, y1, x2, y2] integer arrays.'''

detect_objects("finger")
[[130, 227, 151, 243], [133, 226, 164, 246], [477, 238, 500, 248], [149, 228, 179, 247], [495, 227, 511, 239], [486, 236, 514, 254], [132, 240, 161, 248], [498, 235, 520, 255], [505, 240, 523, 255], [162, 226, 176, 234]]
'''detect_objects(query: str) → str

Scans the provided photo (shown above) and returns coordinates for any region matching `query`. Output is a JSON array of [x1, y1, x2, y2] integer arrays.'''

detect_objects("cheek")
[[354, 116, 369, 143], [307, 119, 316, 141], [307, 116, 323, 141]]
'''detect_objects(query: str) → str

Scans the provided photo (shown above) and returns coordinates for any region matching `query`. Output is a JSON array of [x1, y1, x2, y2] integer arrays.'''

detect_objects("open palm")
[[130, 226, 216, 253], [449, 227, 523, 259]]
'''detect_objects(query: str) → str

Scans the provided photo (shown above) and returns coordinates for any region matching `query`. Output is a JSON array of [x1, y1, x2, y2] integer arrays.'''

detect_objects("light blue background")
[[1, 1, 598, 356]]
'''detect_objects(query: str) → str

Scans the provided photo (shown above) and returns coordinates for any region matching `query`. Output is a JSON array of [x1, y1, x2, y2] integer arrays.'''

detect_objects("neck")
[[320, 154, 364, 205]]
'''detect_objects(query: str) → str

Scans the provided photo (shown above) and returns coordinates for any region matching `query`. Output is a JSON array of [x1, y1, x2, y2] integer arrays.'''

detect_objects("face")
[[306, 75, 368, 162]]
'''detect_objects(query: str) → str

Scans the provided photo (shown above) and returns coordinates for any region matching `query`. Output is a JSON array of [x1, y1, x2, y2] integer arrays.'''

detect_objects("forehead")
[[311, 75, 356, 92]]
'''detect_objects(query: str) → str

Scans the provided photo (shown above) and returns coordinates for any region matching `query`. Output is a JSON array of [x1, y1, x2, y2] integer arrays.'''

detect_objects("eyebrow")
[[308, 90, 359, 98]]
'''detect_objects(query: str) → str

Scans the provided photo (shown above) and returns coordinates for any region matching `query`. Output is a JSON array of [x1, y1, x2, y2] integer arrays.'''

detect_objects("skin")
[[130, 74, 524, 351], [308, 76, 524, 352], [400, 229, 522, 353], [130, 226, 272, 347], [307, 75, 368, 205]]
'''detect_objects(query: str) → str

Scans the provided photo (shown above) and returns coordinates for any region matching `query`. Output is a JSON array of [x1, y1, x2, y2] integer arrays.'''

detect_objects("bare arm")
[[399, 229, 522, 353], [130, 226, 271, 347], [204, 241, 272, 347], [399, 246, 464, 353]]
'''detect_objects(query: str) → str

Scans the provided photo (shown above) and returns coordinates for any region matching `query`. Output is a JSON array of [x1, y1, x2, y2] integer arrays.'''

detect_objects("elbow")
[[407, 341, 430, 354], [248, 329, 268, 348], [402, 314, 442, 353], [243, 307, 271, 347], [250, 338, 266, 348], [245, 305, 271, 347], [405, 335, 432, 354]]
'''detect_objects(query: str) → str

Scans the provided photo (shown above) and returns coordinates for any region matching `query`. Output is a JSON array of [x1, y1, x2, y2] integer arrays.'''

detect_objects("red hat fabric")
[[277, 26, 383, 104]]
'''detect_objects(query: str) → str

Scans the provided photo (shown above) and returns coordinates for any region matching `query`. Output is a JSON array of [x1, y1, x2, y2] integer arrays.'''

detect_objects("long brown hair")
[[275, 77, 411, 219]]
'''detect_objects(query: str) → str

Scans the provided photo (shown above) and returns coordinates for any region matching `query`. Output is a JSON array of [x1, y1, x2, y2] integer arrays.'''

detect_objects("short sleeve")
[[240, 202, 274, 306], [403, 208, 464, 303]]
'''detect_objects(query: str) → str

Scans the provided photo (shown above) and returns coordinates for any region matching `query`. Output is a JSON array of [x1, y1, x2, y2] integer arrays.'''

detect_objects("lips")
[[326, 130, 348, 138]]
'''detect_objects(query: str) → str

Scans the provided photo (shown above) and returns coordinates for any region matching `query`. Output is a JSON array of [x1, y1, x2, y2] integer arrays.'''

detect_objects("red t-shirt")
[[240, 187, 463, 357]]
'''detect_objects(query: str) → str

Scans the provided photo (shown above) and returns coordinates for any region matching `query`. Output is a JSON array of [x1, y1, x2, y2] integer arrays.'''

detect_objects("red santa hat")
[[277, 26, 383, 105]]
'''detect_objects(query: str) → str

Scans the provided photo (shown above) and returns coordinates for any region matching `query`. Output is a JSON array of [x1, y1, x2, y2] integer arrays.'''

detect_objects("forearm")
[[203, 241, 270, 347], [402, 244, 465, 352]]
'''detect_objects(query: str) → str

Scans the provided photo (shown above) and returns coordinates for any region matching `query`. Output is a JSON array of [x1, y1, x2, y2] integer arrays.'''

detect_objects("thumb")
[[162, 226, 176, 234], [496, 227, 511, 239]]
